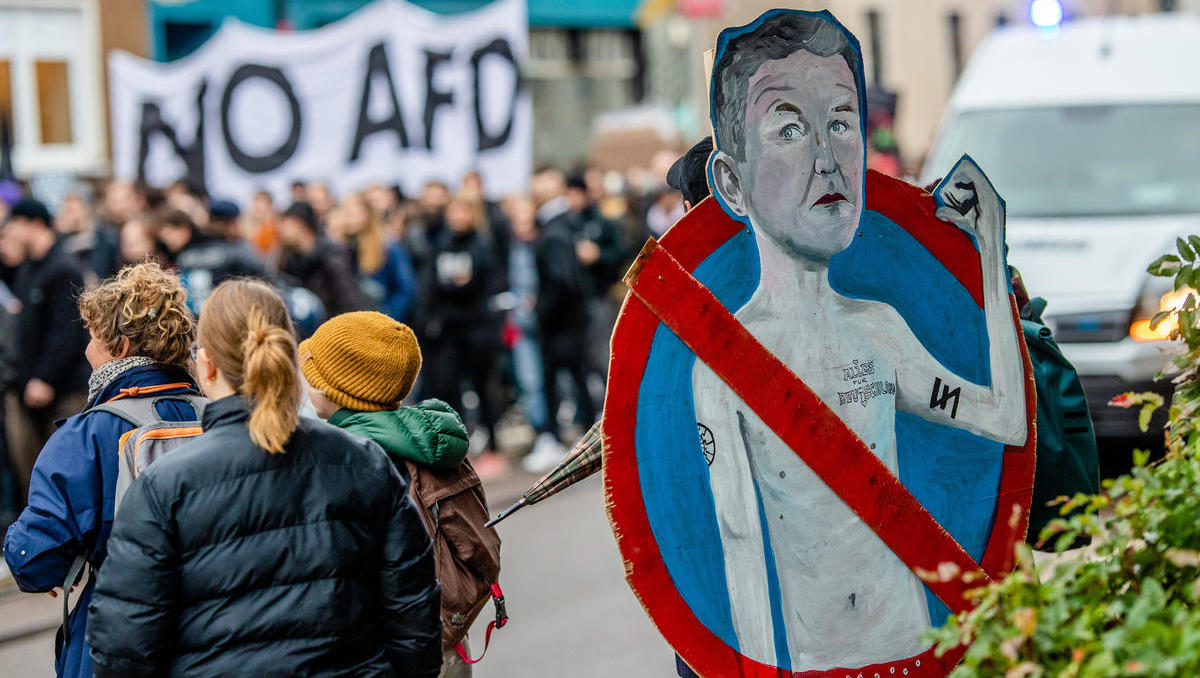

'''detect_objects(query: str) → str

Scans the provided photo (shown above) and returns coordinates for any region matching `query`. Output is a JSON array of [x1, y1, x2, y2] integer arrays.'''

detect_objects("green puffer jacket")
[[329, 399, 470, 471]]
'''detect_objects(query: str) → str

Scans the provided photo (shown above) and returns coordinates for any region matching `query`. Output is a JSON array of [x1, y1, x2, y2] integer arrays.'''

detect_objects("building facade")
[[0, 0, 1184, 180], [0, 0, 147, 178]]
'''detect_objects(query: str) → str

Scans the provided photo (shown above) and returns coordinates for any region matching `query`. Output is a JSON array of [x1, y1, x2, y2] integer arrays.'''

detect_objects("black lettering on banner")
[[136, 81, 207, 194], [423, 49, 455, 150], [929, 377, 961, 419], [220, 64, 302, 173], [349, 41, 410, 162], [470, 38, 520, 151]]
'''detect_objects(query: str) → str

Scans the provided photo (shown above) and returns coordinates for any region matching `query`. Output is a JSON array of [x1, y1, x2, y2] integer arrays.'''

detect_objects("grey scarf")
[[86, 356, 157, 407]]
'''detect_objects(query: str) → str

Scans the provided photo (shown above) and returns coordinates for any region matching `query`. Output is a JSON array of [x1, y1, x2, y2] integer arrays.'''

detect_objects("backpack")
[[58, 386, 207, 653], [1021, 298, 1101, 549], [401, 457, 505, 663]]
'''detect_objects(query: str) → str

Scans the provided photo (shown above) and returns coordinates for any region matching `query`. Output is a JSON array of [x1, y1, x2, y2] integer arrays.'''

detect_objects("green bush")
[[927, 237, 1200, 678]]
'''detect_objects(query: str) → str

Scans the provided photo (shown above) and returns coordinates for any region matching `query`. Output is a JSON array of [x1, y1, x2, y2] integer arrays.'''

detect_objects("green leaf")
[[1150, 255, 1182, 277], [1179, 237, 1196, 262], [1151, 310, 1174, 331], [1177, 266, 1193, 291], [1189, 235, 1200, 257], [1133, 447, 1152, 467]]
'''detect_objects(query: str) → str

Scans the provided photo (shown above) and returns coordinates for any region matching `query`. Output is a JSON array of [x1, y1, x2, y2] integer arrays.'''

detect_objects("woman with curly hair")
[[86, 278, 441, 678], [3, 262, 202, 678]]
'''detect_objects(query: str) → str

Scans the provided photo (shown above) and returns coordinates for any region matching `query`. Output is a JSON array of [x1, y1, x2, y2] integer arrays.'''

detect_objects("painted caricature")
[[691, 10, 1028, 671]]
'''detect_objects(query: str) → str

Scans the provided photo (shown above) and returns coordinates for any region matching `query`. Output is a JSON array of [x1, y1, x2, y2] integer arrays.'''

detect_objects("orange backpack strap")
[[107, 382, 196, 402]]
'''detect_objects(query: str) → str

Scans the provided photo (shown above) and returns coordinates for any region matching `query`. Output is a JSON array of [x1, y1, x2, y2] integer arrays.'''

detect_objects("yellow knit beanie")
[[298, 311, 422, 412]]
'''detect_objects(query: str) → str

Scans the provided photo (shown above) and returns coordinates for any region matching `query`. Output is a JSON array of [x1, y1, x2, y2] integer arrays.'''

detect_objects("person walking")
[[298, 311, 501, 678], [153, 208, 265, 315], [55, 189, 119, 285], [86, 278, 442, 678], [337, 192, 418, 322], [3, 198, 90, 497], [277, 201, 363, 317], [4, 262, 200, 678], [504, 198, 560, 472], [533, 199, 596, 464], [420, 195, 504, 471]]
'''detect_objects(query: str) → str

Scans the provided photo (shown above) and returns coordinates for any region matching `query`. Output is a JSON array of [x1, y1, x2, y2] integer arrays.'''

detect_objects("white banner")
[[108, 0, 530, 205]]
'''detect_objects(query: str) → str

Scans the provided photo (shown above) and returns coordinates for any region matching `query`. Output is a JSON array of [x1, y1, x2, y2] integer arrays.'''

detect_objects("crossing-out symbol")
[[698, 423, 716, 466], [929, 377, 961, 419]]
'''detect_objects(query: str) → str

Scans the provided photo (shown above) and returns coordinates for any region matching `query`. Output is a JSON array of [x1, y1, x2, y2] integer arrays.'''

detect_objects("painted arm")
[[691, 362, 779, 666], [891, 156, 1027, 446]]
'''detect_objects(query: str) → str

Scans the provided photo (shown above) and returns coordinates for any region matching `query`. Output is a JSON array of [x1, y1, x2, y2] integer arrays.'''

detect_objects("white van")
[[923, 13, 1200, 440]]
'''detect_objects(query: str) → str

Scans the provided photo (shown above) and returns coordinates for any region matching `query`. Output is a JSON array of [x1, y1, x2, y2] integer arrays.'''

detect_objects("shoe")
[[522, 433, 566, 473], [473, 451, 510, 482]]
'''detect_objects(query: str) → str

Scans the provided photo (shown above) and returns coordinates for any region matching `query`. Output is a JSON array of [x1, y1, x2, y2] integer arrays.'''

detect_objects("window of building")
[[0, 60, 11, 125], [35, 60, 72, 145], [947, 11, 964, 82]]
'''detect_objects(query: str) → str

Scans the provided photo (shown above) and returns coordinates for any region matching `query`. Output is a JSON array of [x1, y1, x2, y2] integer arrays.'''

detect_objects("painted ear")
[[710, 151, 748, 218]]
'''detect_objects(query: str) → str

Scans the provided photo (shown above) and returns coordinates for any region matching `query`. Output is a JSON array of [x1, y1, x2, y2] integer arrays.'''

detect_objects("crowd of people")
[[0, 163, 688, 524], [0, 144, 697, 678]]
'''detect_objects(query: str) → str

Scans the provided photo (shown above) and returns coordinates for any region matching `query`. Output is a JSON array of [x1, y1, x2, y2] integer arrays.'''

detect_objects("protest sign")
[[603, 10, 1036, 677], [108, 0, 529, 204]]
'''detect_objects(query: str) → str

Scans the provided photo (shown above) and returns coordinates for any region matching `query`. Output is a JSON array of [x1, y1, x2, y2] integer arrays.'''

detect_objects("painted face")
[[736, 50, 863, 262]]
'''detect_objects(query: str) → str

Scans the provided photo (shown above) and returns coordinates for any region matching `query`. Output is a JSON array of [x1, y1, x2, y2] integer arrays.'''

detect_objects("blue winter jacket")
[[3, 364, 201, 678], [372, 240, 418, 323]]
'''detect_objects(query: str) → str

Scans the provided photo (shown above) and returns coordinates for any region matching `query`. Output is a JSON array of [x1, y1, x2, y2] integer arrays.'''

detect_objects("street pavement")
[[0, 474, 671, 677]]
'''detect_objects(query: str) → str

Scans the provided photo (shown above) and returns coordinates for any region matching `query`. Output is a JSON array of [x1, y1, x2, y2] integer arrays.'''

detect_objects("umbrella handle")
[[485, 496, 528, 528]]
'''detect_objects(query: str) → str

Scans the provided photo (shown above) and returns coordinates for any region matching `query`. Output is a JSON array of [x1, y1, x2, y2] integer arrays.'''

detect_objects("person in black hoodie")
[[421, 195, 503, 457], [87, 278, 442, 678], [277, 201, 363, 317], [547, 174, 626, 395], [535, 199, 596, 447], [153, 208, 265, 315], [3, 198, 89, 497]]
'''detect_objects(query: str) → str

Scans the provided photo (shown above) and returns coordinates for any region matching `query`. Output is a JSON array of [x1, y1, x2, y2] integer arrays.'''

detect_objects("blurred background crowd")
[[0, 0, 1191, 534], [0, 161, 697, 530]]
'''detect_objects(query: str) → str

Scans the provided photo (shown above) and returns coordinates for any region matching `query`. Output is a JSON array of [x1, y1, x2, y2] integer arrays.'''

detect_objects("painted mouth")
[[814, 192, 847, 206]]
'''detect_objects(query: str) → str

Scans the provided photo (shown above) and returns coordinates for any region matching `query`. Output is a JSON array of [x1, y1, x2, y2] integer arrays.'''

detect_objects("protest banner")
[[108, 0, 529, 204]]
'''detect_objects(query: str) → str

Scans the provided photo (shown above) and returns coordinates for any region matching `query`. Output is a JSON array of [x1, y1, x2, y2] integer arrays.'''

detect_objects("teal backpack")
[[1022, 297, 1100, 549]]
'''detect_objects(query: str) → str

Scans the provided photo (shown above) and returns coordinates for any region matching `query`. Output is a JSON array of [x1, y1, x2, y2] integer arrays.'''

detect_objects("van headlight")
[[1130, 285, 1195, 342]]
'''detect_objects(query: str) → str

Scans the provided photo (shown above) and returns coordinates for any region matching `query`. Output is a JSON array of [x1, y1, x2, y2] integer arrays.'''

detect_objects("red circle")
[[601, 182, 1036, 677]]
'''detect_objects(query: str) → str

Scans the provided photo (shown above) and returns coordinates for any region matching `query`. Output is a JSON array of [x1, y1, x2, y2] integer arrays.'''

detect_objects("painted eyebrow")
[[832, 103, 856, 113], [773, 102, 803, 117]]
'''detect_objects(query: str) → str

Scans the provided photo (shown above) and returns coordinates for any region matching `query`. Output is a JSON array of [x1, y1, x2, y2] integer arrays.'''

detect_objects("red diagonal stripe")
[[625, 238, 988, 615]]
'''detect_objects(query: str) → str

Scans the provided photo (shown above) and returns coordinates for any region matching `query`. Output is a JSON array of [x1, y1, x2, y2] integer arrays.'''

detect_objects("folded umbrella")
[[485, 420, 604, 527]]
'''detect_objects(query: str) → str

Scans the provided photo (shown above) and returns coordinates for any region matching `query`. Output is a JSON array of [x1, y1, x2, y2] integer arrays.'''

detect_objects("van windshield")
[[925, 103, 1200, 218]]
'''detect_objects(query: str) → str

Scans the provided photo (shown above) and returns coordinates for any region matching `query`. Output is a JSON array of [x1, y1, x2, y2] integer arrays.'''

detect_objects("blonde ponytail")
[[197, 279, 301, 454], [241, 311, 300, 454]]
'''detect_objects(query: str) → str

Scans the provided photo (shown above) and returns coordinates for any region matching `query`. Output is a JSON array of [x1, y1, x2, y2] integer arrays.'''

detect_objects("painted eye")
[[830, 120, 851, 135], [780, 123, 804, 140]]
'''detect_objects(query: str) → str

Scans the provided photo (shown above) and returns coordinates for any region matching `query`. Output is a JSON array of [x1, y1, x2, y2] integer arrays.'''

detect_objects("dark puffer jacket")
[[86, 395, 442, 678]]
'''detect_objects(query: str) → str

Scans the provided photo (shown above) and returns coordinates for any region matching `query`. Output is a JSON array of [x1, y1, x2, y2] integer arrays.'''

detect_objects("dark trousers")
[[425, 330, 500, 449], [541, 326, 596, 436]]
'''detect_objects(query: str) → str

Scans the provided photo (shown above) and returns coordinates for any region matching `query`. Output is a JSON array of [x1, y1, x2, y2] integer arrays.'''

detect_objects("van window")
[[926, 103, 1200, 218]]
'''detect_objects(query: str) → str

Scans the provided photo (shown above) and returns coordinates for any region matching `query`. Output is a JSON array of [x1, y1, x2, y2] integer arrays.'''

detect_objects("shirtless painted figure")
[[692, 10, 1028, 671]]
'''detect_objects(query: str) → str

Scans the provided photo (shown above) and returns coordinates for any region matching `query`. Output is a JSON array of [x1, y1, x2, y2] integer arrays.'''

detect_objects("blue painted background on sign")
[[635, 208, 1005, 648]]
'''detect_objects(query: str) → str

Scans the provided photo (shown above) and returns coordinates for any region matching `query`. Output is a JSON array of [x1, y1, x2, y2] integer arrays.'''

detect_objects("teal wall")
[[148, 0, 643, 60]]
